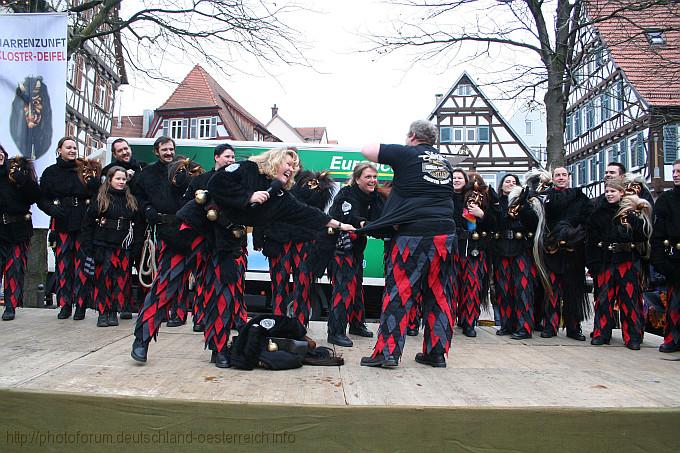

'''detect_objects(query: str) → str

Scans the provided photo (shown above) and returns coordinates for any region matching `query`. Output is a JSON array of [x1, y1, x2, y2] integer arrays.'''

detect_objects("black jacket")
[[201, 161, 331, 255], [452, 189, 497, 256], [38, 157, 99, 232], [651, 186, 680, 282], [328, 184, 384, 254], [586, 199, 648, 273], [133, 159, 191, 250], [491, 193, 539, 257], [80, 188, 145, 261], [0, 162, 40, 244], [102, 158, 147, 192]]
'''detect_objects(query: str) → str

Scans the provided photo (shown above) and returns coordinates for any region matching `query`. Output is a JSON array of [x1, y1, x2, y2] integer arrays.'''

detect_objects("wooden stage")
[[1, 308, 679, 452]]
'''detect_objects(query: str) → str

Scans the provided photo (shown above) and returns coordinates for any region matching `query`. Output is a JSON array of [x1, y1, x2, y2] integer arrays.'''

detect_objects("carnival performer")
[[80, 167, 143, 327], [131, 147, 353, 367], [358, 120, 456, 369], [0, 144, 40, 321], [539, 167, 590, 340], [182, 143, 238, 332], [586, 178, 652, 350], [491, 174, 539, 340], [132, 137, 200, 328], [452, 169, 496, 337], [38, 137, 100, 320], [253, 169, 334, 326], [651, 159, 680, 353], [102, 138, 148, 318], [325, 163, 384, 347]]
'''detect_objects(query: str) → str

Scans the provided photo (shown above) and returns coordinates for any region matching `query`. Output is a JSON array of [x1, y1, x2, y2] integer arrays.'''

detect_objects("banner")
[[0, 13, 68, 228]]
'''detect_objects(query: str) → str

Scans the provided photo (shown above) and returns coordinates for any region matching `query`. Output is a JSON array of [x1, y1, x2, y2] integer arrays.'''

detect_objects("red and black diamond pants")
[[184, 232, 208, 326], [454, 251, 487, 330], [663, 283, 680, 348], [54, 232, 88, 309], [328, 250, 366, 336], [202, 252, 240, 353], [170, 231, 206, 322], [92, 248, 131, 314], [371, 234, 456, 361], [0, 241, 30, 309], [233, 249, 249, 330], [493, 252, 535, 335], [593, 260, 644, 345], [269, 240, 315, 326], [134, 240, 190, 343], [542, 271, 581, 335]]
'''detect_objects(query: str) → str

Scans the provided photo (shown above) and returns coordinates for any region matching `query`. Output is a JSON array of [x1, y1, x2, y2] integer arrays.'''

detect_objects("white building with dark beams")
[[565, 1, 680, 197], [428, 72, 540, 189]]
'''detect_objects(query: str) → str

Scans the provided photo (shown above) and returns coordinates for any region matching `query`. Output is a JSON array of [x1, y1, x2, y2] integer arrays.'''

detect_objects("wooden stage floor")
[[1, 308, 679, 452]]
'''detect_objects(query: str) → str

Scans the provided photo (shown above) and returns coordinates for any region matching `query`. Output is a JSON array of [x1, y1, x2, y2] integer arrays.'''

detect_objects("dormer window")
[[646, 30, 666, 45]]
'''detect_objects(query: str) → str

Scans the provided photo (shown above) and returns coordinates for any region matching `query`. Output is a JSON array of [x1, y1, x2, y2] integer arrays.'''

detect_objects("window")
[[646, 30, 666, 45], [453, 127, 464, 143], [586, 102, 595, 130], [574, 109, 582, 136], [598, 150, 605, 181], [578, 161, 587, 186], [68, 55, 84, 91], [630, 133, 646, 168], [525, 120, 533, 136], [477, 126, 490, 143], [197, 117, 217, 139], [664, 125, 678, 164], [589, 157, 598, 183], [169, 119, 184, 139], [593, 96, 601, 127], [466, 127, 476, 143], [456, 84, 472, 96], [94, 76, 107, 109], [601, 90, 611, 120], [440, 127, 453, 144], [66, 121, 76, 138], [616, 80, 625, 112], [595, 46, 605, 69], [565, 115, 572, 141]]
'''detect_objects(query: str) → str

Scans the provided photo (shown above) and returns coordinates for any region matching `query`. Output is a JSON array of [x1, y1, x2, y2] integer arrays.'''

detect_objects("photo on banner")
[[0, 12, 68, 228]]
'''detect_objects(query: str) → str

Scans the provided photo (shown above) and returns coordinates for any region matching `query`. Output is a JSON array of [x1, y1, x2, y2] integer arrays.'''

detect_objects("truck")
[[99, 138, 393, 319]]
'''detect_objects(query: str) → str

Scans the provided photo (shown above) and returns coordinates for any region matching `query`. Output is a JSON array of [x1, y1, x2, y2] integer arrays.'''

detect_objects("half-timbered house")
[[565, 2, 680, 197], [428, 72, 540, 188]]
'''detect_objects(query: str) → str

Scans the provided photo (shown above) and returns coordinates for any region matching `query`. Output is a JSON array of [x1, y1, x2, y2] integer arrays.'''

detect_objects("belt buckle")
[[73, 197, 79, 207], [505, 231, 513, 240], [116, 219, 122, 231], [1, 214, 8, 225]]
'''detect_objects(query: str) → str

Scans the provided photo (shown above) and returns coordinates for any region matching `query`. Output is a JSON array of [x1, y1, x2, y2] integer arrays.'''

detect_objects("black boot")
[[166, 311, 184, 327], [415, 351, 447, 368], [496, 327, 511, 336], [360, 354, 398, 368], [349, 323, 373, 338], [193, 320, 204, 332], [406, 327, 419, 336], [108, 310, 119, 326], [566, 328, 586, 341], [131, 337, 149, 363], [97, 312, 109, 327], [214, 350, 231, 368], [73, 305, 86, 321], [2, 305, 15, 321], [120, 302, 132, 320], [327, 333, 353, 347], [57, 304, 72, 319], [590, 336, 610, 345], [511, 330, 532, 340], [463, 326, 477, 338]]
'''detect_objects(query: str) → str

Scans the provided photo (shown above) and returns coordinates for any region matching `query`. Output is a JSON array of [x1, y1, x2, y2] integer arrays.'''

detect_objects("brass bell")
[[597, 242, 604, 248], [527, 232, 533, 238], [233, 228, 245, 239], [471, 232, 480, 241], [494, 233, 500, 239], [630, 243, 635, 249], [481, 232, 487, 238], [327, 227, 335, 235], [514, 232, 523, 240], [663, 240, 670, 247], [267, 339, 278, 352], [195, 190, 208, 204], [675, 243, 680, 250], [52, 199, 60, 206], [558, 240, 566, 246], [206, 209, 218, 221], [24, 213, 31, 221], [85, 199, 90, 205]]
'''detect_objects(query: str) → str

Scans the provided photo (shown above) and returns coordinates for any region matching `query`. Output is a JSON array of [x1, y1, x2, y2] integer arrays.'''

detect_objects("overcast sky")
[[117, 0, 537, 146]]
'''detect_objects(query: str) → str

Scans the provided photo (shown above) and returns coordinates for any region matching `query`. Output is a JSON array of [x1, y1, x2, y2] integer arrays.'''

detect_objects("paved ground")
[[1, 307, 678, 408]]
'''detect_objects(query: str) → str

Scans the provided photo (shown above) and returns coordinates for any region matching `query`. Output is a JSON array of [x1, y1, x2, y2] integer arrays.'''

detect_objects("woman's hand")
[[249, 190, 270, 205], [340, 223, 356, 232], [468, 203, 484, 219]]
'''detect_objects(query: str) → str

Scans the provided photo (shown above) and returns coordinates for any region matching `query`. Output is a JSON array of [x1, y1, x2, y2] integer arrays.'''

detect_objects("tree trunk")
[[544, 70, 566, 169]]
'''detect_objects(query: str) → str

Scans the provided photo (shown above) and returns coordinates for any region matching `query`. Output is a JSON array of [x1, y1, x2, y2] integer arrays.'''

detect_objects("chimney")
[[435, 93, 443, 106], [271, 104, 278, 118]]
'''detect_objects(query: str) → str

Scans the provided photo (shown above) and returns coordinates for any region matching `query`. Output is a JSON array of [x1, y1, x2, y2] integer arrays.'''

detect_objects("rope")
[[138, 227, 157, 288]]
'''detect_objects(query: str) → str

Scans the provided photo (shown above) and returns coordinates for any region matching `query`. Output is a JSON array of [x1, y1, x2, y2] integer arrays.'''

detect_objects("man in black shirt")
[[102, 138, 147, 186], [359, 120, 457, 368]]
